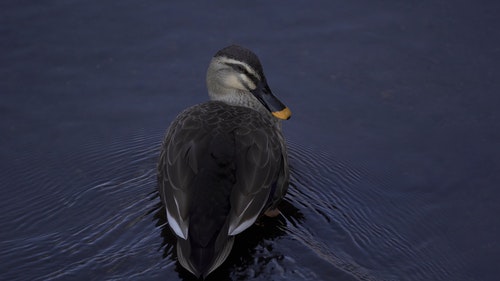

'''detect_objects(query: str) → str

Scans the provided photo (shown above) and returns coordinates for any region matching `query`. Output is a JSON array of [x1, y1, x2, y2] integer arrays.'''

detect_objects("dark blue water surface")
[[1, 1, 499, 280]]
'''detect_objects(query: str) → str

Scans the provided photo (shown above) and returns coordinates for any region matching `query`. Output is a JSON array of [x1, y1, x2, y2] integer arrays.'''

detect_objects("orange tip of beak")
[[272, 107, 291, 120]]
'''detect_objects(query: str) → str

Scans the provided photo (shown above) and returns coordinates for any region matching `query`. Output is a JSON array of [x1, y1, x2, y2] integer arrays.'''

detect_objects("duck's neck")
[[207, 87, 282, 129]]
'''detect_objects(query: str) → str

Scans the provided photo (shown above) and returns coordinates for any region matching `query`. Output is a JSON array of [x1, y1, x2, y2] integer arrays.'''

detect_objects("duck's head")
[[206, 45, 291, 120]]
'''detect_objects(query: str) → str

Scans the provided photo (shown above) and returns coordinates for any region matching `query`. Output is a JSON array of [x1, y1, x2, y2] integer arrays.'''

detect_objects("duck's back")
[[158, 101, 289, 276]]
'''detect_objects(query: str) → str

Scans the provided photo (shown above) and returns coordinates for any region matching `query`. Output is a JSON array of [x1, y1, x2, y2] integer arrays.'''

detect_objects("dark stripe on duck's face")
[[224, 63, 260, 86]]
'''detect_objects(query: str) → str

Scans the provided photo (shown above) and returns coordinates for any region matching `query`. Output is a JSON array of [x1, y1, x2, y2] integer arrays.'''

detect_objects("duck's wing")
[[158, 105, 208, 240], [158, 102, 289, 239], [227, 111, 289, 235]]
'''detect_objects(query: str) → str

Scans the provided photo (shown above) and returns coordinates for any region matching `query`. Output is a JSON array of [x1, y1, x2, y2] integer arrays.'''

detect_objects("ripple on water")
[[1, 130, 169, 281], [1, 133, 464, 281], [285, 141, 463, 280]]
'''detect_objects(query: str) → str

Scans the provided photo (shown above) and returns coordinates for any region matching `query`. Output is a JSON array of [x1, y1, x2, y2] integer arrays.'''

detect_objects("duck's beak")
[[251, 81, 291, 120]]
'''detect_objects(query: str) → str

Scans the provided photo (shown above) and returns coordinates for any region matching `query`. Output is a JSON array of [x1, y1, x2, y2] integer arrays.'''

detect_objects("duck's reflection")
[[152, 198, 303, 281]]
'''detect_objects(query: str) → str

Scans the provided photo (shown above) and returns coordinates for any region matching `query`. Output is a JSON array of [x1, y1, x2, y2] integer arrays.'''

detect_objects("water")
[[1, 1, 499, 280]]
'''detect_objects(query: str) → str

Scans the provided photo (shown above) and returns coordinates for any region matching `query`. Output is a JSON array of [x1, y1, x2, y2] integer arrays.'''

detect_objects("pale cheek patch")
[[223, 75, 245, 90], [224, 74, 255, 91]]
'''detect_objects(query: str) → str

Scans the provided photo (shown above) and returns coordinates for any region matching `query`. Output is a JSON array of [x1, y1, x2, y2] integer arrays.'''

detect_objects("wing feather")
[[158, 101, 289, 239], [227, 120, 286, 235], [159, 106, 208, 239]]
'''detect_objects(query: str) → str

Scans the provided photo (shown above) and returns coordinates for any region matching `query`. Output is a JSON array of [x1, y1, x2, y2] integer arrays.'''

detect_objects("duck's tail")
[[178, 161, 236, 277], [175, 133, 237, 278], [177, 230, 234, 278], [176, 189, 235, 278]]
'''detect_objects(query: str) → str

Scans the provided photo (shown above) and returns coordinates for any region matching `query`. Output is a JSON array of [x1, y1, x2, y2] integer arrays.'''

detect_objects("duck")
[[157, 45, 291, 278]]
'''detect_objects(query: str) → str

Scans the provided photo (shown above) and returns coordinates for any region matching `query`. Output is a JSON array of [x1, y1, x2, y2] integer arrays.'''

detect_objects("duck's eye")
[[234, 65, 246, 73]]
